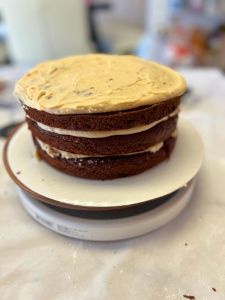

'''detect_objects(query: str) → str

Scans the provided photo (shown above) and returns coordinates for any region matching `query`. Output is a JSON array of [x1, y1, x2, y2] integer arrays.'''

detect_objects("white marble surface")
[[1, 68, 225, 300]]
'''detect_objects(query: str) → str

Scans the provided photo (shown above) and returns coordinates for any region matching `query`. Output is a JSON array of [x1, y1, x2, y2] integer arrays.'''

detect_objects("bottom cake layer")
[[34, 137, 176, 180]]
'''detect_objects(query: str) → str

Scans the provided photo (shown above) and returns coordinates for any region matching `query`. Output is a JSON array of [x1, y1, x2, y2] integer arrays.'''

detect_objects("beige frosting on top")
[[15, 54, 186, 114]]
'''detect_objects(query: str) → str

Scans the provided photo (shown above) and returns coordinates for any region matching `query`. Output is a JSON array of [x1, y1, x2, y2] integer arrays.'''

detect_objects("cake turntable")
[[3, 119, 204, 241]]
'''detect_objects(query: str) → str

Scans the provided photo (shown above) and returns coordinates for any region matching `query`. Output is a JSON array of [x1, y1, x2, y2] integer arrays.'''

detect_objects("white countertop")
[[1, 68, 225, 300]]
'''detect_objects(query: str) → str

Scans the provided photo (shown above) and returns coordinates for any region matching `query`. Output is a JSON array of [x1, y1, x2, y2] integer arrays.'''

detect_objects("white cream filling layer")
[[36, 138, 165, 160], [36, 108, 179, 138]]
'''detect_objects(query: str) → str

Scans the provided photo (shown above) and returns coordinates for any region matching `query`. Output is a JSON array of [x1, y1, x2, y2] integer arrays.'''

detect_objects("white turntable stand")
[[4, 119, 203, 241]]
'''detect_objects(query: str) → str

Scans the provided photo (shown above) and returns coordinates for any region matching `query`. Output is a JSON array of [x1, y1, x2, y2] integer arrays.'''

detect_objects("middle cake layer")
[[27, 115, 177, 156]]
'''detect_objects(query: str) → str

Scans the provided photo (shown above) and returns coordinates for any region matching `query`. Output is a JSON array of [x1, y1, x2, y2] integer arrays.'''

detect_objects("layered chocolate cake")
[[14, 54, 186, 180]]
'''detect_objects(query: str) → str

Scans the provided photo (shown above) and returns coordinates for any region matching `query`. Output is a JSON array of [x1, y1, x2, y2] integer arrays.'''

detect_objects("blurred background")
[[0, 0, 225, 67], [0, 0, 225, 135]]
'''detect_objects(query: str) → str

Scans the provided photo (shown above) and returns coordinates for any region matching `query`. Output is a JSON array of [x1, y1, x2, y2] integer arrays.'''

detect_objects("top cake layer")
[[15, 54, 186, 114]]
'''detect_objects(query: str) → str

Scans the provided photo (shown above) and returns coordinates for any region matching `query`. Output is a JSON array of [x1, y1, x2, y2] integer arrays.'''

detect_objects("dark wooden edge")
[[3, 123, 191, 212]]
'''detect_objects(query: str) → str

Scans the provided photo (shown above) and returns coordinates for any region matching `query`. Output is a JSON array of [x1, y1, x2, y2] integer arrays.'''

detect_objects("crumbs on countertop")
[[183, 295, 195, 299]]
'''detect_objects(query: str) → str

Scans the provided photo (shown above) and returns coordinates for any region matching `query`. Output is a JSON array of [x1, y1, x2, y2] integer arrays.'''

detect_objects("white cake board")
[[4, 119, 204, 209], [17, 180, 195, 241]]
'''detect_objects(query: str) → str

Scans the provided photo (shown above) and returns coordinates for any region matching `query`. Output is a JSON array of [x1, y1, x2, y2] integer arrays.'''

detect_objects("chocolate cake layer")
[[34, 137, 176, 180], [28, 116, 177, 155], [24, 97, 180, 131]]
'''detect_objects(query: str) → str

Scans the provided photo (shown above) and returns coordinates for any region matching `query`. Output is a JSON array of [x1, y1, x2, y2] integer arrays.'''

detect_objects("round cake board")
[[4, 119, 204, 210], [17, 180, 195, 241]]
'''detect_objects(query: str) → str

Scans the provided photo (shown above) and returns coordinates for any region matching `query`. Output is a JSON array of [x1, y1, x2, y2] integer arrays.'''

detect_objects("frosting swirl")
[[15, 54, 186, 114]]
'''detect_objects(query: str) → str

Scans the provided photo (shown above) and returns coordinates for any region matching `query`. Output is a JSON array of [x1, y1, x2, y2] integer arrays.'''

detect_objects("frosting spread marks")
[[15, 54, 186, 114]]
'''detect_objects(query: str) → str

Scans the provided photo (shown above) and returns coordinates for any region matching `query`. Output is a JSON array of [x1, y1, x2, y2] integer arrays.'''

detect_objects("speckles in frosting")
[[48, 66, 58, 74], [73, 89, 94, 97], [14, 54, 186, 114]]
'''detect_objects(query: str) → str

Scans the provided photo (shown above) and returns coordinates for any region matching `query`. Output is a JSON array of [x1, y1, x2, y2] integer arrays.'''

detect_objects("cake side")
[[27, 114, 177, 156]]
